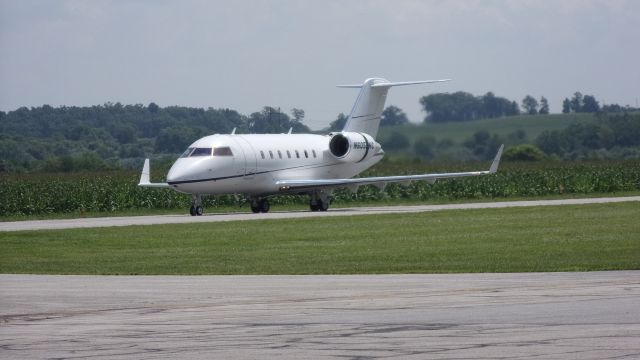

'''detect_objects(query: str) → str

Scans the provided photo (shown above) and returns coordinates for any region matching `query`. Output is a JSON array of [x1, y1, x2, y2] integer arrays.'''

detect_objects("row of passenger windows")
[[180, 146, 318, 160], [260, 149, 317, 160]]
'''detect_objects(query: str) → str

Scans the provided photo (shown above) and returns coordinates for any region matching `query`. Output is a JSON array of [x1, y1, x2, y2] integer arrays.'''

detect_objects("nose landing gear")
[[189, 194, 203, 216]]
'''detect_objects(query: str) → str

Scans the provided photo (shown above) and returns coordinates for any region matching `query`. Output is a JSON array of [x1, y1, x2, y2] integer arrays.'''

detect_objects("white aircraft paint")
[[139, 77, 504, 215]]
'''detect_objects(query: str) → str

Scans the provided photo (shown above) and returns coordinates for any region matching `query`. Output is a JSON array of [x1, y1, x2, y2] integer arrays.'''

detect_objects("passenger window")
[[286, 150, 291, 158], [277, 150, 282, 159], [260, 151, 265, 159], [269, 150, 274, 159], [213, 147, 233, 156], [304, 150, 308, 158], [295, 150, 300, 158], [190, 148, 212, 156], [312, 150, 317, 158]]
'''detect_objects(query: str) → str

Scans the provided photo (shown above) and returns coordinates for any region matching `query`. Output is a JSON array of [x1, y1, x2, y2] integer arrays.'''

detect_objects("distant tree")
[[539, 97, 550, 114], [503, 144, 546, 161], [328, 113, 348, 132], [463, 130, 502, 160], [510, 101, 520, 115], [148, 102, 159, 113], [420, 91, 480, 122], [248, 106, 309, 134], [155, 126, 204, 153], [507, 129, 527, 144], [521, 95, 539, 115], [601, 103, 625, 113], [380, 131, 410, 151], [420, 91, 518, 122], [290, 108, 305, 123], [381, 106, 409, 126], [570, 92, 583, 112], [413, 136, 436, 159], [481, 92, 519, 118], [562, 98, 571, 113], [582, 95, 600, 113]]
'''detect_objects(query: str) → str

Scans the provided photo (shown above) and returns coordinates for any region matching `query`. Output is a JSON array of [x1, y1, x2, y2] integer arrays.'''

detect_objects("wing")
[[276, 145, 504, 192]]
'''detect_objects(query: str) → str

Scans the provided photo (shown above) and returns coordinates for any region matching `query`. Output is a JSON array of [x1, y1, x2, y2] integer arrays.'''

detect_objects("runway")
[[1, 272, 639, 359], [2, 196, 639, 231]]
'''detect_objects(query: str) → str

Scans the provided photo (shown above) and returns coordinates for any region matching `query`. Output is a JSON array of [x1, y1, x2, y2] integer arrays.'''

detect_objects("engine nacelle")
[[328, 132, 381, 163]]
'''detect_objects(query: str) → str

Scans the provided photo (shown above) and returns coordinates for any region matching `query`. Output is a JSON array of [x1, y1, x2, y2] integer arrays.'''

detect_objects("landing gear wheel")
[[318, 199, 329, 212], [259, 199, 270, 213], [190, 194, 203, 216], [250, 202, 261, 213], [310, 201, 319, 212]]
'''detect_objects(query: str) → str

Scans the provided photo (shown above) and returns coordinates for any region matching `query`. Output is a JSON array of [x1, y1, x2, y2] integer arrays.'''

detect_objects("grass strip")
[[1, 202, 638, 275]]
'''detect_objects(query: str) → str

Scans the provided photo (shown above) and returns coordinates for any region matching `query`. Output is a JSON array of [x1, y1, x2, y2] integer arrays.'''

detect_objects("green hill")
[[378, 113, 596, 145]]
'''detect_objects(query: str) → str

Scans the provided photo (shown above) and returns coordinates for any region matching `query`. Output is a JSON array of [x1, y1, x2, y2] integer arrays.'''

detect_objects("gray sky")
[[1, 0, 639, 130]]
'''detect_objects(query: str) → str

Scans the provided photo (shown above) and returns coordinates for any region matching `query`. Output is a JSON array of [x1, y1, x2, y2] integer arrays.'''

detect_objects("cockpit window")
[[190, 148, 212, 156], [213, 147, 233, 156], [180, 147, 194, 158]]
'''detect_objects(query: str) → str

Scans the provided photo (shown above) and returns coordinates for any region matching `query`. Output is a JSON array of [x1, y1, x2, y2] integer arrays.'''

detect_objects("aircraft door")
[[229, 136, 257, 179]]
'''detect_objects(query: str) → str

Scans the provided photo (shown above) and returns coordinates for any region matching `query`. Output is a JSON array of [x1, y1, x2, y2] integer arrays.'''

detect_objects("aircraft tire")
[[318, 200, 329, 212], [250, 203, 261, 213], [309, 201, 319, 212], [195, 206, 204, 216], [189, 206, 197, 216], [259, 199, 270, 213]]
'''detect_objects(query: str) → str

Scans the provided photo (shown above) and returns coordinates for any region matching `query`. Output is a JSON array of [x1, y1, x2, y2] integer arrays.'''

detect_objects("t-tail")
[[338, 78, 451, 139]]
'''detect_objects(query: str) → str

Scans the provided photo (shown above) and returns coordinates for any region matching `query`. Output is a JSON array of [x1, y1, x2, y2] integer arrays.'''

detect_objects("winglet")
[[138, 159, 171, 188], [139, 158, 151, 185], [489, 144, 504, 174]]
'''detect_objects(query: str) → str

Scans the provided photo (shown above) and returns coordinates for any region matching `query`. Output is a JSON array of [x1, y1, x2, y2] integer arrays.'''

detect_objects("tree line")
[[0, 103, 311, 173], [1, 90, 636, 173], [420, 91, 632, 123]]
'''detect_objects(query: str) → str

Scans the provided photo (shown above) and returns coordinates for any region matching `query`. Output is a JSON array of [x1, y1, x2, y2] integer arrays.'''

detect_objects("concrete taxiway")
[[1, 272, 639, 359], [2, 196, 639, 231]]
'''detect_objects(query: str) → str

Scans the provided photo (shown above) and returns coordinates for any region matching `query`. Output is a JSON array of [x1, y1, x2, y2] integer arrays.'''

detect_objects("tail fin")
[[338, 78, 450, 138]]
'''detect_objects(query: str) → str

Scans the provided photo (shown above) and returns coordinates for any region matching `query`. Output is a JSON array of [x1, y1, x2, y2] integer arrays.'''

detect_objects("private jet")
[[139, 78, 504, 215]]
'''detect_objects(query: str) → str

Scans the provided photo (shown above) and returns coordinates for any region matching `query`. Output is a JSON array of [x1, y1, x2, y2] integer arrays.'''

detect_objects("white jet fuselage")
[[167, 133, 383, 196]]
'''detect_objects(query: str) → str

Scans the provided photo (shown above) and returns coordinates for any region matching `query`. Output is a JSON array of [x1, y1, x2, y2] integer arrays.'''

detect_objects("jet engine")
[[328, 132, 381, 163]]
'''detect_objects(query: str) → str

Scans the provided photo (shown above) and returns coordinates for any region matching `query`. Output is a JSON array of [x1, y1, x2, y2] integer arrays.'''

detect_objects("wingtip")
[[489, 144, 504, 173]]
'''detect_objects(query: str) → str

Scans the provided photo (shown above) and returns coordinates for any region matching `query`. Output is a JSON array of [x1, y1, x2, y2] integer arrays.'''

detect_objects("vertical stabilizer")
[[338, 78, 450, 139]]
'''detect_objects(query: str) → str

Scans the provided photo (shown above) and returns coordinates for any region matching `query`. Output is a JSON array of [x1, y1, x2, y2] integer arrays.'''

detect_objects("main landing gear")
[[309, 190, 330, 212], [189, 194, 203, 216], [250, 198, 270, 213]]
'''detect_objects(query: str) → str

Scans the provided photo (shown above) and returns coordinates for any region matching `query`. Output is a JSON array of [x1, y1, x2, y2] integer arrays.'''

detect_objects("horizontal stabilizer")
[[337, 79, 451, 88]]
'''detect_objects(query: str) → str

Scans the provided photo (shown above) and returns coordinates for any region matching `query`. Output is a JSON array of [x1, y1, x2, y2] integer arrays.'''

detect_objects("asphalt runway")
[[2, 196, 639, 231], [1, 272, 639, 359]]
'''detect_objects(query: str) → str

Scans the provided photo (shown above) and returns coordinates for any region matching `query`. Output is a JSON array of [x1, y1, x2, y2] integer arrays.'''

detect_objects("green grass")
[[1, 202, 638, 275], [379, 113, 595, 144]]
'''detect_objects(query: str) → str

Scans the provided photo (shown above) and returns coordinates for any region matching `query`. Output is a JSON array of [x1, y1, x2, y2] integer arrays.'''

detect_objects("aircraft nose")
[[167, 161, 192, 183]]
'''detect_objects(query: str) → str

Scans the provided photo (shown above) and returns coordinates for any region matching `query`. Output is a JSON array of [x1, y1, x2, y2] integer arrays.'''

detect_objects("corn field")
[[1, 161, 639, 216]]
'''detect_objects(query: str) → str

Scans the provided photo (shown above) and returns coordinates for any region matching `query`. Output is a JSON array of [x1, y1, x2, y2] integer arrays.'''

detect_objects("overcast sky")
[[1, 0, 638, 129]]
